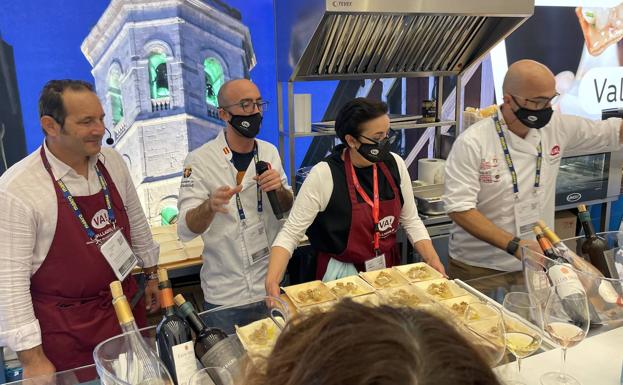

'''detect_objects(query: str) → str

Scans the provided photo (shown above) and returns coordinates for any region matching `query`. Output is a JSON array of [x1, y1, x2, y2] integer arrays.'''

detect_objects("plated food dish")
[[325, 276, 375, 298], [359, 268, 409, 289], [413, 278, 468, 301], [393, 262, 443, 283], [283, 280, 337, 308], [235, 318, 281, 356]]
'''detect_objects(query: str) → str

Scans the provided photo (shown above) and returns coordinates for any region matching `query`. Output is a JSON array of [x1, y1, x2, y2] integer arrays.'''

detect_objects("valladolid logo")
[[378, 216, 395, 232], [91, 208, 110, 229]]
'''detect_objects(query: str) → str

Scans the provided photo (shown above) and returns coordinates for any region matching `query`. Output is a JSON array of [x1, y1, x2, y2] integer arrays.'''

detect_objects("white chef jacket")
[[0, 142, 159, 352], [443, 107, 621, 271], [177, 130, 290, 305]]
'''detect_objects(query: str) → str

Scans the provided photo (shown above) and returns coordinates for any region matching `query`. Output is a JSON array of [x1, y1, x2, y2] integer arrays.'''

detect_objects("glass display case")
[[555, 150, 623, 209]]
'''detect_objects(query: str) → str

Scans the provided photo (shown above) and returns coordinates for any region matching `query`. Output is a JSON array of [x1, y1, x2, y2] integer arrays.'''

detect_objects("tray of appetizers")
[[282, 280, 337, 309], [393, 262, 443, 283], [376, 284, 433, 309], [325, 275, 376, 299], [359, 268, 409, 289], [413, 278, 469, 301], [235, 318, 281, 357]]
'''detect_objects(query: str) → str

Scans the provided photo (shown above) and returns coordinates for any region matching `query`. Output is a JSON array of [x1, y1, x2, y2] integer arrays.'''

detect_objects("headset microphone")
[[104, 127, 114, 145]]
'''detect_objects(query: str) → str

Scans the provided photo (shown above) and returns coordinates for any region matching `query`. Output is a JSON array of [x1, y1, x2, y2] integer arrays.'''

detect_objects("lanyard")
[[40, 147, 116, 241], [492, 114, 542, 197], [349, 161, 381, 254], [234, 143, 263, 221]]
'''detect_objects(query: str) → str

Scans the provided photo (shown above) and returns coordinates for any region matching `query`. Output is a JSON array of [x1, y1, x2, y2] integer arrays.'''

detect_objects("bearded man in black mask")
[[177, 79, 292, 331], [443, 59, 623, 291], [265, 98, 444, 297]]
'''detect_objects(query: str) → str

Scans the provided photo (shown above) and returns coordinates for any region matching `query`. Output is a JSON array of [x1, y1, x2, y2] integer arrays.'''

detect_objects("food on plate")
[[577, 4, 623, 56], [426, 282, 453, 299], [330, 282, 359, 297], [407, 266, 430, 280], [296, 288, 324, 303], [387, 289, 422, 308], [374, 271, 395, 288]]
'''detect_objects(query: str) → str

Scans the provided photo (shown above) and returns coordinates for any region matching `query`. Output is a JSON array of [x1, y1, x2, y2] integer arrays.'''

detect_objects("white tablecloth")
[[494, 326, 623, 384]]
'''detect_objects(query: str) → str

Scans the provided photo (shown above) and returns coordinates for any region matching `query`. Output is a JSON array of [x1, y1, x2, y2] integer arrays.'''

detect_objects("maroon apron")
[[30, 148, 146, 372], [316, 150, 402, 278]]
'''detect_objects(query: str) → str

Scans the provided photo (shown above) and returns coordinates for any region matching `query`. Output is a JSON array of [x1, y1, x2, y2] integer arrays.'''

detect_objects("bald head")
[[217, 78, 260, 108], [502, 60, 555, 99]]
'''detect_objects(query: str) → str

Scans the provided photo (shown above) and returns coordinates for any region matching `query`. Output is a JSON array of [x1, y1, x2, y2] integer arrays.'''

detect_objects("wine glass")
[[463, 302, 506, 367], [188, 367, 234, 385], [541, 282, 590, 385], [502, 292, 544, 385]]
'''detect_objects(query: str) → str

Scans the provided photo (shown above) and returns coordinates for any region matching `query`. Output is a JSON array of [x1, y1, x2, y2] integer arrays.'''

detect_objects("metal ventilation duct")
[[274, 0, 534, 81]]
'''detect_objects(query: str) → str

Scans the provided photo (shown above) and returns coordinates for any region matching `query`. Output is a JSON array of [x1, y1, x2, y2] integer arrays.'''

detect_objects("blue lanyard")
[[492, 114, 542, 196], [56, 164, 116, 241], [234, 144, 262, 221]]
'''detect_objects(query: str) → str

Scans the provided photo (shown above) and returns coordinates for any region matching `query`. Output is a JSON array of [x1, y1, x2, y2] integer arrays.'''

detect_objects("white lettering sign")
[[578, 67, 623, 114]]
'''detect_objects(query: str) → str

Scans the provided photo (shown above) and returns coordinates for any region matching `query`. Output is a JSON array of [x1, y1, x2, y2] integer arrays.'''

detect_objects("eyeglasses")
[[220, 99, 269, 113], [511, 93, 559, 110], [359, 130, 398, 145]]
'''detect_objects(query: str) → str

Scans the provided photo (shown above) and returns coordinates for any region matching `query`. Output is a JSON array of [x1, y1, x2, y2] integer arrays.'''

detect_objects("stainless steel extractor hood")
[[274, 0, 534, 82]]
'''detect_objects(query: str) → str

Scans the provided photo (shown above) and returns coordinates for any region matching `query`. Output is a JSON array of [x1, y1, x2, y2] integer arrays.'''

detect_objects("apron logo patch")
[[91, 208, 110, 230], [183, 167, 192, 178], [550, 145, 560, 156], [378, 216, 395, 232]]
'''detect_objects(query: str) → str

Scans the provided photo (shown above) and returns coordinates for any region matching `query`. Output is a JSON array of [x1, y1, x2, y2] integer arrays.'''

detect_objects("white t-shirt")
[[443, 107, 621, 271]]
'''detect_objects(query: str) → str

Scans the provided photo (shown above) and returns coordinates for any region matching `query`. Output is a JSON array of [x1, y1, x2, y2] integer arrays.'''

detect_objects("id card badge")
[[514, 193, 541, 236], [242, 221, 270, 265], [364, 254, 387, 272], [99, 229, 139, 281]]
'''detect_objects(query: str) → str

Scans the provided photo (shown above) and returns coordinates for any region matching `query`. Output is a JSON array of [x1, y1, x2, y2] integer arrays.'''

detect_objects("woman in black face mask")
[[265, 98, 445, 297]]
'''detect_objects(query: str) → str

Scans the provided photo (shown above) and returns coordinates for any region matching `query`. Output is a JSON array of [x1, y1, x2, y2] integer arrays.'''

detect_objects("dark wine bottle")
[[577, 205, 610, 278], [173, 294, 227, 361], [155, 269, 196, 385]]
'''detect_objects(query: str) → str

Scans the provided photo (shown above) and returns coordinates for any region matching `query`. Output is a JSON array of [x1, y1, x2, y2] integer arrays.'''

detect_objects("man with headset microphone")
[[0, 79, 161, 377]]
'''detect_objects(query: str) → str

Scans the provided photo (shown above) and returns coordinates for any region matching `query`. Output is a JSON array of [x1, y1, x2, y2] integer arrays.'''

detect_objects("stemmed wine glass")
[[188, 367, 234, 385], [463, 302, 507, 367], [502, 292, 544, 385], [541, 281, 590, 385]]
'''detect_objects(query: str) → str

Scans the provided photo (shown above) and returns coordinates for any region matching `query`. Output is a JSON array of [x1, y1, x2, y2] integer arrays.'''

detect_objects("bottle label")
[[172, 341, 199, 385], [578, 211, 590, 223], [548, 264, 585, 298]]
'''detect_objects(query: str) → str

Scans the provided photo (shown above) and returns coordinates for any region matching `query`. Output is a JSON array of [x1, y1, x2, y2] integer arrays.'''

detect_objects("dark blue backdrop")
[[0, 0, 335, 170]]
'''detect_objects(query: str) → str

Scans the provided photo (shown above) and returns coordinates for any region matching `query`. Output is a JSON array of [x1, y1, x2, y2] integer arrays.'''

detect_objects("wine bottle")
[[538, 220, 620, 307], [577, 205, 610, 277], [534, 226, 563, 260], [532, 226, 601, 327], [110, 281, 173, 385], [174, 295, 243, 383], [155, 269, 196, 385]]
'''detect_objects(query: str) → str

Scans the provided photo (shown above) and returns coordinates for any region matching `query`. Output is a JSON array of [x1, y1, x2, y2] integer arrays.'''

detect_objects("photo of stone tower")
[[81, 0, 255, 224]]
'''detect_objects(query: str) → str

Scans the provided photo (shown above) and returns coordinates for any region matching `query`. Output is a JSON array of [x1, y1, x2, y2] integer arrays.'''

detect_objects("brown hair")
[[242, 300, 501, 385], [38, 79, 94, 130]]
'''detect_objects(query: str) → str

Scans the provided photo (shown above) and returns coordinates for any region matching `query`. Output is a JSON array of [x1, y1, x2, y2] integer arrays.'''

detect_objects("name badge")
[[99, 229, 139, 281], [242, 221, 270, 266], [514, 194, 541, 236], [365, 254, 387, 272]]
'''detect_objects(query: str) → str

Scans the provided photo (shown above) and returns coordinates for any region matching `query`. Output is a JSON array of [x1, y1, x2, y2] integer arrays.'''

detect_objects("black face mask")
[[229, 112, 262, 138], [357, 136, 392, 163], [511, 97, 553, 129]]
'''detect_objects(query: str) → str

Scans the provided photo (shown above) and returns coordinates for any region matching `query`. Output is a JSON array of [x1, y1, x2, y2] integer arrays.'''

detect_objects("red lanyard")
[[350, 161, 381, 254]]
